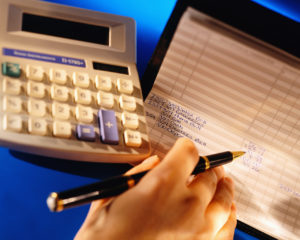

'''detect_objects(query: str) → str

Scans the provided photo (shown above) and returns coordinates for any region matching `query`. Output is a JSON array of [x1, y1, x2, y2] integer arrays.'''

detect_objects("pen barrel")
[[59, 183, 131, 211], [192, 151, 233, 175], [57, 175, 130, 200], [47, 151, 241, 212], [48, 171, 147, 211]]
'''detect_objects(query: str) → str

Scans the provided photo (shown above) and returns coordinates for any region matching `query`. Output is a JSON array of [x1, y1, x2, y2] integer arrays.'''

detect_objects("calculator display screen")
[[21, 13, 109, 46], [93, 61, 129, 74]]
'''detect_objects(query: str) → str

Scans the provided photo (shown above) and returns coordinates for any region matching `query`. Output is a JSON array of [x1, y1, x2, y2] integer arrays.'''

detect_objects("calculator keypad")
[[3, 96, 22, 113], [52, 102, 70, 120], [73, 72, 90, 88], [117, 78, 133, 94], [124, 129, 142, 147], [2, 78, 22, 95], [28, 99, 47, 117], [53, 121, 72, 138], [49, 69, 67, 84], [98, 109, 119, 145], [50, 85, 69, 102], [95, 75, 112, 91], [2, 62, 21, 78], [26, 65, 45, 81], [27, 81, 46, 98], [28, 118, 48, 136], [3, 114, 22, 132], [1, 61, 146, 151], [75, 105, 94, 123], [76, 124, 96, 142]]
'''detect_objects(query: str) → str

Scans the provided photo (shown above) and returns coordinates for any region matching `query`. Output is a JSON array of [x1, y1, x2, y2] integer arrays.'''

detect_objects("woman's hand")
[[75, 138, 236, 240]]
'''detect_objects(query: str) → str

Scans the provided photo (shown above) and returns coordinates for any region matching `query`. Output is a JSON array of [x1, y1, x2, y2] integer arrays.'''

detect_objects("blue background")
[[1, 0, 299, 239]]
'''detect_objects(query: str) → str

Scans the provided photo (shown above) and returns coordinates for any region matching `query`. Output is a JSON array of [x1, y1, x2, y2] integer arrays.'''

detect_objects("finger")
[[125, 155, 160, 176], [205, 177, 235, 235], [81, 155, 160, 225], [214, 203, 237, 240], [187, 167, 225, 208], [76, 155, 160, 238], [90, 155, 160, 210], [146, 138, 199, 186]]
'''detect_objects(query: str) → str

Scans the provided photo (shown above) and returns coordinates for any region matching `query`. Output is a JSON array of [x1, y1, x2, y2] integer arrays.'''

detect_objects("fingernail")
[[186, 175, 195, 185]]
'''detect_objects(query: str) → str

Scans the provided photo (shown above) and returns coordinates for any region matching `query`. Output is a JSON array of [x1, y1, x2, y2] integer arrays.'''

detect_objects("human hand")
[[75, 138, 236, 240]]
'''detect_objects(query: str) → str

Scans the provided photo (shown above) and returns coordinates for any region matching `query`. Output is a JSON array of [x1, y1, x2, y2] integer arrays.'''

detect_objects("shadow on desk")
[[10, 150, 132, 180]]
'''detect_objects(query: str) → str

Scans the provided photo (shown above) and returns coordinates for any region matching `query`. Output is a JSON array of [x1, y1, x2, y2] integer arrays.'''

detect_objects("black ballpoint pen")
[[47, 151, 245, 212]]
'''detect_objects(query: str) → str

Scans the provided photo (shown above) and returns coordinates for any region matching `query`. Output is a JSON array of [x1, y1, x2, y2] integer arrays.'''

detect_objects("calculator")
[[0, 0, 151, 163]]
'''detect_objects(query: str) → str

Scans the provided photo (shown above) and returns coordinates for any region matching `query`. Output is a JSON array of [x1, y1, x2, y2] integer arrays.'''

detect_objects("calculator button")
[[117, 78, 133, 94], [3, 115, 22, 132], [2, 78, 22, 95], [3, 96, 22, 113], [98, 109, 119, 144], [26, 65, 44, 81], [73, 72, 90, 88], [74, 88, 92, 105], [53, 121, 72, 138], [95, 75, 112, 91], [76, 125, 96, 142], [2, 62, 21, 78], [50, 85, 69, 102], [28, 118, 48, 136], [119, 95, 136, 111], [52, 102, 70, 120], [121, 112, 139, 129], [27, 81, 46, 98], [49, 69, 67, 84], [97, 92, 114, 108], [75, 105, 94, 123], [124, 130, 142, 147], [28, 99, 46, 117]]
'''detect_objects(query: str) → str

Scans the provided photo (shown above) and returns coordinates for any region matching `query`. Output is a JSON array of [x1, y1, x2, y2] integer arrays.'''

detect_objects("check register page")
[[144, 8, 300, 240]]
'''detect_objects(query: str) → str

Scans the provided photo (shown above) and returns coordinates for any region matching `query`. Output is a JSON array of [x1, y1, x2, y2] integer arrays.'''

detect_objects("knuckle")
[[140, 171, 174, 196], [176, 138, 197, 154], [181, 191, 203, 209], [186, 193, 201, 205], [154, 171, 172, 187]]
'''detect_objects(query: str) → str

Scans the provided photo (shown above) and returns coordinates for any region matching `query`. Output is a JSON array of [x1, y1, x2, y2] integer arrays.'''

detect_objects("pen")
[[47, 151, 245, 212]]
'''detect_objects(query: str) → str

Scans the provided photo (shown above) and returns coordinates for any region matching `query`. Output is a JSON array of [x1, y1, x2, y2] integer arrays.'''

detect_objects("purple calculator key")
[[76, 125, 96, 142], [98, 109, 119, 145]]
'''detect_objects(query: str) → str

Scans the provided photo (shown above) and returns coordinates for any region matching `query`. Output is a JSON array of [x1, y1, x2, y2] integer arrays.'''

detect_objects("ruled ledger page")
[[144, 7, 300, 240]]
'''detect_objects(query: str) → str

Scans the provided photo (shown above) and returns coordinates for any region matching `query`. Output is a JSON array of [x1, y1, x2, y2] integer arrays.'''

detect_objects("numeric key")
[[28, 118, 48, 136], [26, 65, 44, 81]]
